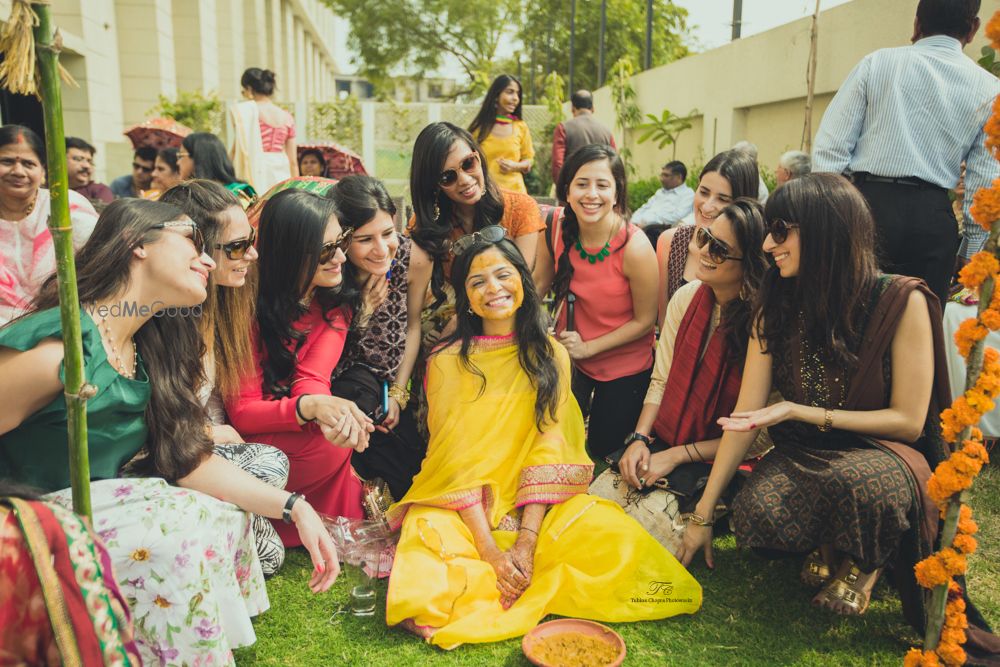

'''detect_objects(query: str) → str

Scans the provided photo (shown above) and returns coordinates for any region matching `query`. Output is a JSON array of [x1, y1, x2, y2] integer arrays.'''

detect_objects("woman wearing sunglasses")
[[386, 232, 700, 645], [160, 180, 292, 575], [533, 144, 659, 460], [225, 189, 371, 546], [408, 122, 545, 351], [673, 174, 1000, 641], [0, 198, 339, 664], [608, 200, 769, 545], [655, 150, 759, 325]]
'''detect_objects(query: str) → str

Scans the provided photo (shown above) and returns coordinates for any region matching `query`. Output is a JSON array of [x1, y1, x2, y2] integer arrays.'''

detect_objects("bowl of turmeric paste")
[[522, 618, 626, 667]]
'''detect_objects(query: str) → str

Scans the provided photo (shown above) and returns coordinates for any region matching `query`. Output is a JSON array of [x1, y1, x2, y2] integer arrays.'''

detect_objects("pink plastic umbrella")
[[297, 142, 368, 179], [124, 117, 193, 150]]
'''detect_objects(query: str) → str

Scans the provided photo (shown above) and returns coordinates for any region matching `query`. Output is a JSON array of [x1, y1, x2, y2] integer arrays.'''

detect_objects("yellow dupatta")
[[385, 335, 702, 647], [387, 334, 592, 530]]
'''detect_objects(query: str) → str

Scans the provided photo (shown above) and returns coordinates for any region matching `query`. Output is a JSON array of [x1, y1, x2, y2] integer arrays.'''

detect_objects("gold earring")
[[433, 201, 440, 222]]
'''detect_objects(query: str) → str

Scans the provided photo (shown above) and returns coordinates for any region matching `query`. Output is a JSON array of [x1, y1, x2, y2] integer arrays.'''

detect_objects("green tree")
[[609, 56, 642, 176], [517, 0, 688, 99], [148, 90, 223, 134], [636, 107, 698, 159], [322, 0, 518, 99]]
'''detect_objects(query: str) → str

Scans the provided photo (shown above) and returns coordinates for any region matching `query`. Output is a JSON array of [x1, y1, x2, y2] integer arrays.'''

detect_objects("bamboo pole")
[[801, 0, 820, 152], [923, 219, 1000, 649], [32, 2, 92, 521]]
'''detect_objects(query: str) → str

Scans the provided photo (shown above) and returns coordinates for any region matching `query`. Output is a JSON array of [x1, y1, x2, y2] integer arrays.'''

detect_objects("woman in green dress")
[[0, 198, 337, 665]]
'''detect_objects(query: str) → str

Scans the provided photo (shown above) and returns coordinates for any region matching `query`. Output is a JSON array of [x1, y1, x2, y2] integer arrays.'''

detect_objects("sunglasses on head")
[[696, 226, 742, 264], [767, 218, 799, 244], [150, 220, 206, 255], [449, 225, 506, 257], [319, 228, 354, 264], [133, 162, 154, 174], [438, 153, 480, 188], [214, 226, 256, 260]]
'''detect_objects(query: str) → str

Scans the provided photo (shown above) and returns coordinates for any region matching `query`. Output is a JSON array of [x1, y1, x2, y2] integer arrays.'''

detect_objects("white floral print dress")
[[48, 477, 269, 666]]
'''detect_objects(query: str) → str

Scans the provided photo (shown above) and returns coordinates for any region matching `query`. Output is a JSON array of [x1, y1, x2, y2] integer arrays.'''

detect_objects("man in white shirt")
[[631, 161, 694, 227], [812, 0, 998, 303]]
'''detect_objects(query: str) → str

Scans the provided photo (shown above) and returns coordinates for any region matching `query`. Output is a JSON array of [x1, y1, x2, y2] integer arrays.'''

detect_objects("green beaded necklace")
[[574, 222, 618, 264], [574, 238, 610, 264]]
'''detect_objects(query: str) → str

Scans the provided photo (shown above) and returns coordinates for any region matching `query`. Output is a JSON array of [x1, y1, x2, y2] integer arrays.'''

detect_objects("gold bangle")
[[687, 513, 714, 527], [819, 408, 834, 432], [388, 383, 410, 405]]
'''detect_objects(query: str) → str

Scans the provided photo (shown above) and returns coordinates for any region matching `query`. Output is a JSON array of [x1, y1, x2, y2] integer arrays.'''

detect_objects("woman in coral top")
[[225, 189, 371, 545], [231, 67, 298, 193], [534, 145, 659, 459], [469, 75, 534, 194]]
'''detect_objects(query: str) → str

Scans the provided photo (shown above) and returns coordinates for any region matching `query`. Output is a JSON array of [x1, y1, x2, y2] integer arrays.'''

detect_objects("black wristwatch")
[[282, 492, 305, 524], [624, 431, 653, 447]]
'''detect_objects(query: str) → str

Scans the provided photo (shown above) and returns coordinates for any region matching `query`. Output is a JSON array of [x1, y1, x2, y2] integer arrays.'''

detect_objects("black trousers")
[[855, 179, 959, 305], [571, 366, 652, 460], [330, 365, 427, 500]]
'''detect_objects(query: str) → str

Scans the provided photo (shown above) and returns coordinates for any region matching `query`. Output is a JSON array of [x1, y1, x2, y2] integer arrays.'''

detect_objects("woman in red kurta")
[[226, 189, 368, 545]]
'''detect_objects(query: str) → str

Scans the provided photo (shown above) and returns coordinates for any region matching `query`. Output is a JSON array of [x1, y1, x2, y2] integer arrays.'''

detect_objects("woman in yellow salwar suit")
[[385, 230, 701, 648]]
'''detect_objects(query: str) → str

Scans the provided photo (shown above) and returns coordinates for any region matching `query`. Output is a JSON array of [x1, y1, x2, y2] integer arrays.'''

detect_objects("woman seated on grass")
[[160, 180, 290, 575], [385, 231, 700, 648], [0, 198, 337, 665], [676, 174, 999, 660], [610, 199, 768, 547], [225, 189, 371, 546], [328, 175, 427, 500]]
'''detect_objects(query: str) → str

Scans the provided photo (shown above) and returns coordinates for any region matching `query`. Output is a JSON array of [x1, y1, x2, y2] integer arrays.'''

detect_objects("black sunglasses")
[[438, 153, 480, 188], [696, 226, 742, 264], [319, 228, 354, 264], [214, 227, 257, 260], [133, 161, 154, 174], [768, 218, 799, 244], [449, 225, 506, 257], [150, 220, 205, 255]]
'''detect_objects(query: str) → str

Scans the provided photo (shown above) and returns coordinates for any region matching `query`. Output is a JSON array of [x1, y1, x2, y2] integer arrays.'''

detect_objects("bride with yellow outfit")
[[385, 228, 701, 647]]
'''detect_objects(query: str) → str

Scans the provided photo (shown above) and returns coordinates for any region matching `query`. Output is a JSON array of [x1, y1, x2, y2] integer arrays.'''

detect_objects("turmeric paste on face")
[[530, 631, 620, 667]]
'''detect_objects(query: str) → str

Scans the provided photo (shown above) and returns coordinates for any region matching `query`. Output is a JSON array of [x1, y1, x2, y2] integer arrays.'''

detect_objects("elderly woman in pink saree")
[[0, 125, 97, 325]]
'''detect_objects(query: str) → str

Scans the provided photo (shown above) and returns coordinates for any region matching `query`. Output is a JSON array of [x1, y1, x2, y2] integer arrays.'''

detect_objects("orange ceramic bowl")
[[522, 618, 626, 667]]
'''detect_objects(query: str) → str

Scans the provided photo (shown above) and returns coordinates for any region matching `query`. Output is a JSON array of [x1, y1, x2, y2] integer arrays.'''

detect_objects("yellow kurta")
[[386, 335, 701, 648], [479, 120, 534, 194]]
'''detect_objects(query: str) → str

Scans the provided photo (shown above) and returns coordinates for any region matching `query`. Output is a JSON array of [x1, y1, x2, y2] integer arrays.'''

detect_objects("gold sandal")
[[818, 562, 872, 615], [800, 549, 831, 587]]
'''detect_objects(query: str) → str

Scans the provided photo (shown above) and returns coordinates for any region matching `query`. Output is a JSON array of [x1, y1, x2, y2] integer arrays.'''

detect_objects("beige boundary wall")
[[587, 0, 997, 179], [0, 0, 341, 181]]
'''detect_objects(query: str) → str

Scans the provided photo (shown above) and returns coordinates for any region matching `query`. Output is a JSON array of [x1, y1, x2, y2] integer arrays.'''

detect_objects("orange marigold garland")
[[909, 16, 999, 664]]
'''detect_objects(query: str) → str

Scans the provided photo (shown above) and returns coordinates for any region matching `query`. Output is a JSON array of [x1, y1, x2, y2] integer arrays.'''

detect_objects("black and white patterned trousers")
[[214, 442, 290, 576]]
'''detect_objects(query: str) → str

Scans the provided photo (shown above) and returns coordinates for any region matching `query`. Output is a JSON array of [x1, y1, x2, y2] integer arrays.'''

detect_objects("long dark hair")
[[0, 124, 46, 168], [255, 189, 350, 397], [183, 133, 243, 186], [714, 198, 770, 362], [443, 238, 559, 430], [32, 199, 213, 481], [409, 122, 504, 306], [468, 74, 523, 143], [159, 180, 256, 400], [754, 173, 879, 369], [552, 144, 630, 304], [698, 149, 760, 202]]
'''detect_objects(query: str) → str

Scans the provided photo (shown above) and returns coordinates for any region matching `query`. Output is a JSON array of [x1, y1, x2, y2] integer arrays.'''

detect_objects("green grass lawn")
[[234, 465, 1000, 666]]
